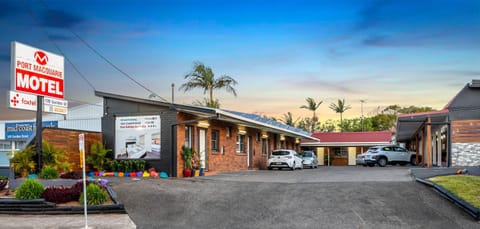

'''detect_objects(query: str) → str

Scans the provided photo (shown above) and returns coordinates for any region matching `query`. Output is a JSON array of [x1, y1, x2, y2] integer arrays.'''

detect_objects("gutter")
[[215, 110, 318, 141]]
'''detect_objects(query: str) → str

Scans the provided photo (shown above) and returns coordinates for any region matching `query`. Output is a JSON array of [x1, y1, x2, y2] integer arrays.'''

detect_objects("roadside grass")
[[428, 175, 480, 209]]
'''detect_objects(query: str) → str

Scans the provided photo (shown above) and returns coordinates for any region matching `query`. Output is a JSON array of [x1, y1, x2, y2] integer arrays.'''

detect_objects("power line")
[[22, 0, 96, 92], [38, 0, 167, 102]]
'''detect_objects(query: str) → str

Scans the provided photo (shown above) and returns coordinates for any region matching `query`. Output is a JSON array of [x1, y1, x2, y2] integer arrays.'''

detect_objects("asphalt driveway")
[[109, 167, 479, 229]]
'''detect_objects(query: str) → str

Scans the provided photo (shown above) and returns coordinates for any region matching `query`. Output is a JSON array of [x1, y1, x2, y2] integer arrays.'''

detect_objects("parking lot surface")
[[109, 166, 479, 229]]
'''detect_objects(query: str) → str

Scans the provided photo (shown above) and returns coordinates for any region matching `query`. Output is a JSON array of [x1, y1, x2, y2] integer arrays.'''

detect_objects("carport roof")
[[301, 131, 392, 147], [95, 90, 318, 141], [396, 109, 449, 142]]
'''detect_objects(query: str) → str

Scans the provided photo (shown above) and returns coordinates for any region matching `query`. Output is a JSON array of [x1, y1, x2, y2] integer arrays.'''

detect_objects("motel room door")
[[248, 136, 253, 168], [198, 128, 208, 169]]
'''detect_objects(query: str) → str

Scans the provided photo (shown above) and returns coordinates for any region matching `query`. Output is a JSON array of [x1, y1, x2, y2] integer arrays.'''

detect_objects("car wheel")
[[378, 157, 387, 167], [291, 162, 295, 170], [410, 157, 417, 166], [367, 163, 375, 167]]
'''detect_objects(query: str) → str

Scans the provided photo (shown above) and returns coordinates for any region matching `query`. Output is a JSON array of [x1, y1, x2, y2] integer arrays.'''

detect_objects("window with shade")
[[185, 125, 193, 148], [211, 129, 219, 152], [236, 134, 245, 153]]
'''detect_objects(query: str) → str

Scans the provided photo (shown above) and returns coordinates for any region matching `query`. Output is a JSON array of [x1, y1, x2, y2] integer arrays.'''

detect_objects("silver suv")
[[363, 145, 419, 167]]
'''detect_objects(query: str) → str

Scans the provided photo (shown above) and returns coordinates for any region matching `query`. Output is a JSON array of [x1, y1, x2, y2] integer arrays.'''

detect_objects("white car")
[[363, 145, 419, 167], [268, 149, 303, 170]]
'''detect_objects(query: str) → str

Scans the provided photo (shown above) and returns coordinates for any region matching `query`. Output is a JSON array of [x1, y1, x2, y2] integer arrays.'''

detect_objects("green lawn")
[[428, 175, 480, 209]]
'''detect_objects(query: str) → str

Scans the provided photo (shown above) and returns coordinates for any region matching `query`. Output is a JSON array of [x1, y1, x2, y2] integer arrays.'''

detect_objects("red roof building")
[[301, 131, 393, 166]]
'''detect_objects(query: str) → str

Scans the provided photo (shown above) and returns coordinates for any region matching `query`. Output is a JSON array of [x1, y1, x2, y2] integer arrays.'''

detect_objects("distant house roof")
[[94, 90, 317, 141], [301, 131, 392, 147]]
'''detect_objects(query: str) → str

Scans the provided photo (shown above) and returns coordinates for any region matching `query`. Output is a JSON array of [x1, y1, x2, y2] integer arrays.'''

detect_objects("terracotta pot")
[[183, 169, 192, 177]]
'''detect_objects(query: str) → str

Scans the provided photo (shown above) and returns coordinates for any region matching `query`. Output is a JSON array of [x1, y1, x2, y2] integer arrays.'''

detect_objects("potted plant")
[[181, 146, 193, 177]]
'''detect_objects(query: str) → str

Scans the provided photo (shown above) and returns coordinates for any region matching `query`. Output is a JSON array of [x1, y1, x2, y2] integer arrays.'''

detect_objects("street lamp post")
[[360, 100, 365, 131]]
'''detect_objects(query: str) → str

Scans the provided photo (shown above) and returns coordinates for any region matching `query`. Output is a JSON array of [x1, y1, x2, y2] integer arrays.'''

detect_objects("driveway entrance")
[[200, 166, 414, 183]]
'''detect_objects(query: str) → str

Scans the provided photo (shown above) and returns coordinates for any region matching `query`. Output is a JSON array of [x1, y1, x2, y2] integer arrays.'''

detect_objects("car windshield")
[[272, 151, 290, 156], [302, 152, 313, 157]]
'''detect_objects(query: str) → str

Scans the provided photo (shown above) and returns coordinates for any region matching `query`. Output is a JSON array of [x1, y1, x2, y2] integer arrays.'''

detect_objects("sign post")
[[36, 96, 43, 172], [79, 133, 88, 228]]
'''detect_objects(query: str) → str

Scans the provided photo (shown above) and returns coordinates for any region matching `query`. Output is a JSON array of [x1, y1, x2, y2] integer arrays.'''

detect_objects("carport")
[[396, 110, 450, 167]]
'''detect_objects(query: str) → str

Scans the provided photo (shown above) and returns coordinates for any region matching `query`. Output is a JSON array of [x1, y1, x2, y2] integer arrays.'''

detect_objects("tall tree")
[[180, 62, 238, 108], [280, 112, 299, 127], [329, 99, 351, 131], [300, 97, 323, 132]]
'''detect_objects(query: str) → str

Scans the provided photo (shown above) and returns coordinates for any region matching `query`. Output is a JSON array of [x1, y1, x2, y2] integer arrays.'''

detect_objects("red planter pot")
[[183, 169, 192, 177]]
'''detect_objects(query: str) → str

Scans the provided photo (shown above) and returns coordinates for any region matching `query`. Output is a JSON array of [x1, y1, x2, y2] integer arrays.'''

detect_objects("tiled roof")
[[304, 131, 392, 143], [221, 110, 311, 137]]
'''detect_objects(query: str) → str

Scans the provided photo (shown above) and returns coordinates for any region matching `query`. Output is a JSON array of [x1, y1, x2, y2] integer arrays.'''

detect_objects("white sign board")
[[44, 97, 68, 115], [7, 90, 68, 114], [11, 41, 65, 98], [115, 115, 161, 159], [8, 90, 37, 111]]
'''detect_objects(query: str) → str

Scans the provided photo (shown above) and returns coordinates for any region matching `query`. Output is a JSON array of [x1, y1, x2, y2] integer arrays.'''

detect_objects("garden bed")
[[0, 179, 125, 214]]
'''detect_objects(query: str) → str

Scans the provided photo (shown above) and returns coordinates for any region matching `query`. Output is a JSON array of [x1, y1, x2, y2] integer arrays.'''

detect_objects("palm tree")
[[300, 97, 322, 132], [280, 112, 299, 127], [329, 99, 351, 131], [179, 62, 238, 108]]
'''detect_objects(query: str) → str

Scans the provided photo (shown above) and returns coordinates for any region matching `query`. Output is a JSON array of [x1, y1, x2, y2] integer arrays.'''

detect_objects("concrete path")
[[0, 213, 136, 229]]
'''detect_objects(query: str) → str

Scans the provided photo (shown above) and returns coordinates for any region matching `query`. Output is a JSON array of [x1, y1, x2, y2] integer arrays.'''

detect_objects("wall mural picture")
[[115, 115, 161, 159]]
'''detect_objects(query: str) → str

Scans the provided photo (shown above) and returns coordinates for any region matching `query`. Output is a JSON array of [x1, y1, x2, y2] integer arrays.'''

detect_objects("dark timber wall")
[[101, 98, 177, 176]]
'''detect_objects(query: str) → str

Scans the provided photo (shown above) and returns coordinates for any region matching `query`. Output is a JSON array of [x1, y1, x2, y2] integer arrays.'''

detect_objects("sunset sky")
[[1, 0, 479, 122]]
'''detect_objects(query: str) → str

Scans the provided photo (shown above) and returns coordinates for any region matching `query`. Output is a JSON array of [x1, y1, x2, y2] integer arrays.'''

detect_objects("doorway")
[[248, 136, 253, 168], [198, 128, 207, 169]]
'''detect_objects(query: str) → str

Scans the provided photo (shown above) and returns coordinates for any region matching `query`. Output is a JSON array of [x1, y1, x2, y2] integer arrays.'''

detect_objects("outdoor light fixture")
[[280, 134, 285, 141], [197, 121, 210, 128]]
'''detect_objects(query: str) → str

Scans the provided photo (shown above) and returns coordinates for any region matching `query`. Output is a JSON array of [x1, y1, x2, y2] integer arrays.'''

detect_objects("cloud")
[[355, 0, 391, 30], [0, 1, 19, 19], [48, 34, 76, 42], [354, 1, 480, 48], [40, 9, 84, 29], [283, 78, 361, 94]]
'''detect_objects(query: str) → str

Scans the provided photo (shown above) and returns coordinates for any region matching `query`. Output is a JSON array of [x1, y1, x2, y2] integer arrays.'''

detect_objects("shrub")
[[42, 181, 90, 203], [15, 179, 45, 200], [60, 171, 83, 179], [79, 183, 108, 205], [39, 165, 59, 179], [87, 141, 112, 171], [42, 141, 71, 173], [9, 145, 36, 177]]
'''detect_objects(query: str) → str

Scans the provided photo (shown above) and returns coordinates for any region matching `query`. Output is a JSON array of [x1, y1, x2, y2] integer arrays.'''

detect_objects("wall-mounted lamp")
[[280, 134, 285, 141], [197, 121, 210, 128], [238, 130, 247, 135]]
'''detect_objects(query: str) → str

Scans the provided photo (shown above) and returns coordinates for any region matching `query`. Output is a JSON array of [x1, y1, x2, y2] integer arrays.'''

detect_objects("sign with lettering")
[[11, 41, 65, 98], [114, 115, 161, 159], [5, 121, 58, 140], [8, 90, 68, 114]]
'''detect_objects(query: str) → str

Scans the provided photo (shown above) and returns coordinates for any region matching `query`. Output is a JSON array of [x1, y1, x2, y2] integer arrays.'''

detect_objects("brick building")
[[301, 131, 393, 166], [396, 80, 480, 167], [95, 91, 317, 177]]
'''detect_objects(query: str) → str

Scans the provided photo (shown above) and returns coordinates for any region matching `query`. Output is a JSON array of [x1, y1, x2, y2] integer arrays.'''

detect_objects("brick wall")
[[176, 112, 299, 177], [42, 127, 102, 172]]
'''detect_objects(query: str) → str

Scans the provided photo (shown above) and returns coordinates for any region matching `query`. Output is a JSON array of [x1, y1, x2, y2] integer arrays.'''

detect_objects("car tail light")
[[361, 156, 365, 159]]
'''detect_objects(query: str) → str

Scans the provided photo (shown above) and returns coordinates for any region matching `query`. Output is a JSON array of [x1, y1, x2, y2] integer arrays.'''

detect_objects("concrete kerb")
[[413, 171, 480, 221]]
